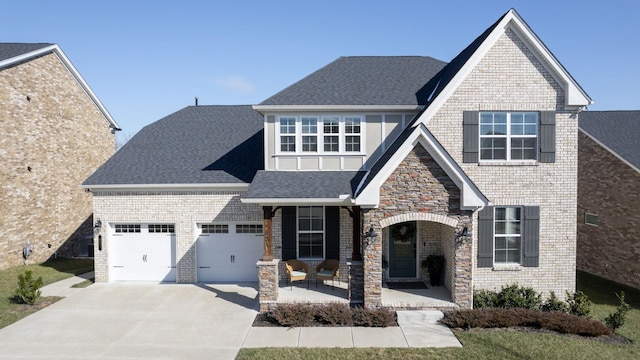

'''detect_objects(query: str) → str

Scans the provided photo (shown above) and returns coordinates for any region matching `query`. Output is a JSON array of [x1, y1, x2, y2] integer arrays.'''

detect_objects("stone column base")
[[347, 260, 364, 306], [257, 259, 279, 312]]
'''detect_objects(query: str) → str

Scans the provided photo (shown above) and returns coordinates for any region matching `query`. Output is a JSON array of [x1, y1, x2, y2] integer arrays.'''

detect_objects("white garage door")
[[109, 224, 176, 282], [197, 223, 263, 282]]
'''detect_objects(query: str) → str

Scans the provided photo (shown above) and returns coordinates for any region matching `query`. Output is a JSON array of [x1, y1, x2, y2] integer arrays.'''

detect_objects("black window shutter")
[[539, 111, 556, 163], [325, 207, 340, 260], [463, 111, 479, 163], [282, 207, 297, 260], [477, 206, 494, 267], [523, 206, 540, 267]]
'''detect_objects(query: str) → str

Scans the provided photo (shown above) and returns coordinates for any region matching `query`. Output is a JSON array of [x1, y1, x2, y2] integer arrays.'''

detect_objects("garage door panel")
[[197, 225, 263, 282], [109, 226, 176, 282]]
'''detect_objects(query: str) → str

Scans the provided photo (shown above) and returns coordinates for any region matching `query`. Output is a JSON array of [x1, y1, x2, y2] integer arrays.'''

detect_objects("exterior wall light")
[[364, 226, 378, 248]]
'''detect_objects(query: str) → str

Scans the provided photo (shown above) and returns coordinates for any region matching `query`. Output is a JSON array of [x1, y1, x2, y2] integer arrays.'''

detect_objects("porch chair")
[[315, 259, 339, 290], [284, 259, 310, 289]]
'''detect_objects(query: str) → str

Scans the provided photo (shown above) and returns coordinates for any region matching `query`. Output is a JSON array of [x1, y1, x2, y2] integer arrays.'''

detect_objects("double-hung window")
[[345, 116, 361, 152], [301, 117, 318, 152], [480, 112, 538, 161], [494, 207, 522, 264], [280, 117, 296, 152], [298, 206, 324, 259], [323, 116, 340, 152]]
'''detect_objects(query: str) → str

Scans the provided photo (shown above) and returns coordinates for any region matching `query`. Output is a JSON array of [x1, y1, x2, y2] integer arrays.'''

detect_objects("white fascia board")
[[417, 10, 591, 128], [241, 197, 353, 206], [82, 183, 250, 192], [0, 45, 121, 130], [355, 125, 486, 209], [579, 128, 640, 174], [252, 105, 423, 114]]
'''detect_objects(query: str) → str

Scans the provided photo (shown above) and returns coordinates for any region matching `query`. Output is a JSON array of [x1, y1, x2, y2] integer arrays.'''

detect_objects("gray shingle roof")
[[259, 56, 447, 106], [579, 111, 640, 169], [0, 43, 54, 62], [83, 105, 264, 186], [245, 171, 366, 199]]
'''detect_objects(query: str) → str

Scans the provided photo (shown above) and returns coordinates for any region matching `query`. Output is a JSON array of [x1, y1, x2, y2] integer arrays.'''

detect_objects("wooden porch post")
[[352, 206, 362, 261], [263, 206, 273, 261]]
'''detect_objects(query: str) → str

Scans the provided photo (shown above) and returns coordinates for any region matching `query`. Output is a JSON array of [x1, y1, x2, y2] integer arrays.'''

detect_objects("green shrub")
[[314, 303, 353, 326], [541, 291, 569, 313], [270, 304, 315, 327], [352, 307, 396, 327], [15, 270, 44, 305], [496, 284, 542, 310], [605, 291, 631, 330], [567, 290, 591, 317], [441, 308, 611, 337], [473, 289, 498, 308]]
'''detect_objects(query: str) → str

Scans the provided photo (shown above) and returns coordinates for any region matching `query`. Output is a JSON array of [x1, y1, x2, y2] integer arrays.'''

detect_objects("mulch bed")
[[252, 312, 399, 327], [455, 327, 634, 346]]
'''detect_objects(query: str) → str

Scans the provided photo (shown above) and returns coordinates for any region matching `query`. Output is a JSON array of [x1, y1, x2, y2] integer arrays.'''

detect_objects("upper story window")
[[277, 115, 364, 154], [345, 117, 361, 152], [323, 116, 340, 152], [301, 117, 318, 152], [480, 112, 538, 161], [280, 117, 296, 152]]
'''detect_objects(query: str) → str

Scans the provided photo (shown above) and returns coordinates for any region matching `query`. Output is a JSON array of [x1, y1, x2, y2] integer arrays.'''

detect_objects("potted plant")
[[422, 254, 445, 286]]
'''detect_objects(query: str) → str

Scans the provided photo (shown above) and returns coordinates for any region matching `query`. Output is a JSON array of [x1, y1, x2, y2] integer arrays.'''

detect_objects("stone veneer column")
[[363, 233, 383, 309], [453, 235, 473, 308], [347, 260, 364, 306], [257, 259, 279, 312]]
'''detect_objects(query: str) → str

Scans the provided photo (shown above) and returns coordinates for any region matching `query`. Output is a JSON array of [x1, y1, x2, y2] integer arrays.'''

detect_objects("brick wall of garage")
[[577, 132, 640, 290], [0, 53, 115, 269], [92, 190, 262, 282]]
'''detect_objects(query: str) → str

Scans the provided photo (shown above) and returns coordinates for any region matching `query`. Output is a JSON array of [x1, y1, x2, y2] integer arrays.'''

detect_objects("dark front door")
[[389, 221, 417, 278]]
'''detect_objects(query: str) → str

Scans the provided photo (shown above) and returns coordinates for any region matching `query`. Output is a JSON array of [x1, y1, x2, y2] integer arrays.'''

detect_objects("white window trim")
[[479, 112, 538, 162], [275, 115, 366, 156], [297, 205, 325, 260], [493, 206, 522, 265]]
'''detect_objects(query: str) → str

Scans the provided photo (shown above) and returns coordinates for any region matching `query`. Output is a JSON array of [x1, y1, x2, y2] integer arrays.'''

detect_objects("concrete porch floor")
[[275, 280, 457, 310]]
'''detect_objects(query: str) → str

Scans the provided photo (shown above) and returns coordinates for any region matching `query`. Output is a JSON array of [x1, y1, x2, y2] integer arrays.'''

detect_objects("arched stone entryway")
[[361, 143, 475, 309]]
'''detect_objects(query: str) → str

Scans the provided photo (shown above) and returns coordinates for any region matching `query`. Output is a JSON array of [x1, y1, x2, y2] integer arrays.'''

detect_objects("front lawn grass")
[[0, 258, 93, 329], [237, 271, 640, 359]]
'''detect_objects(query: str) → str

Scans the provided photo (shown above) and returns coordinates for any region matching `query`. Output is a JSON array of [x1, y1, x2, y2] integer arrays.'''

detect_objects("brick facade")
[[428, 29, 578, 299], [577, 132, 640, 290], [0, 53, 115, 269]]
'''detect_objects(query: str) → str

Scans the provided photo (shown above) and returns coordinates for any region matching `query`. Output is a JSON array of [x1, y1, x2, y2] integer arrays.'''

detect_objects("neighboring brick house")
[[577, 111, 640, 290], [0, 43, 120, 269], [84, 9, 592, 310]]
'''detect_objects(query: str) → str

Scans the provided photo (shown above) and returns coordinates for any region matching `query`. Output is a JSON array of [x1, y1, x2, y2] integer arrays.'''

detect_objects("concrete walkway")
[[40, 271, 95, 297], [0, 275, 461, 359]]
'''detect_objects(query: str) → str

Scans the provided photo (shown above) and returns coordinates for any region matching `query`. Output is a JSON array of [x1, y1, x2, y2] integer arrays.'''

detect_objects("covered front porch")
[[267, 278, 456, 310]]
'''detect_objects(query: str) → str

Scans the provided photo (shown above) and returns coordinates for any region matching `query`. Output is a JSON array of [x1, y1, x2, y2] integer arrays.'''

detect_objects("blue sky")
[[2, 1, 638, 140]]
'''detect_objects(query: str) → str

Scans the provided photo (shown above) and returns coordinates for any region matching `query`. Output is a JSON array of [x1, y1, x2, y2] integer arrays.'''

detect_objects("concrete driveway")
[[0, 281, 260, 360]]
